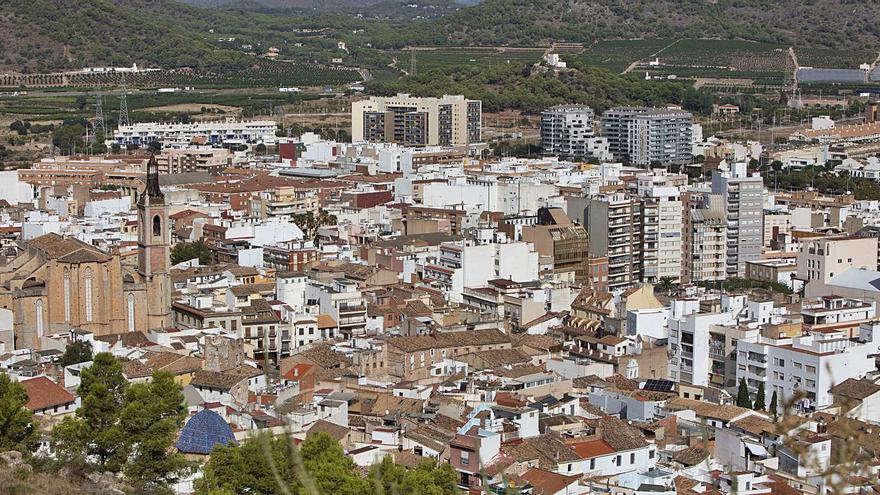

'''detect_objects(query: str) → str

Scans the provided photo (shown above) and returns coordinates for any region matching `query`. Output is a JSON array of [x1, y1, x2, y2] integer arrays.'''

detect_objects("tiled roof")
[[672, 446, 710, 466], [520, 468, 580, 495], [388, 328, 510, 353], [307, 419, 350, 441], [830, 378, 880, 401], [20, 376, 76, 411], [503, 432, 580, 469]]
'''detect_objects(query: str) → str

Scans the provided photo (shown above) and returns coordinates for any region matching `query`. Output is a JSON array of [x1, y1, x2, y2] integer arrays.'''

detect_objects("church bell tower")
[[138, 154, 172, 330]]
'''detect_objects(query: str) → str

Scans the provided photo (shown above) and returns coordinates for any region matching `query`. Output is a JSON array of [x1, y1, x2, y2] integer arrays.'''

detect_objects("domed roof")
[[176, 409, 236, 455]]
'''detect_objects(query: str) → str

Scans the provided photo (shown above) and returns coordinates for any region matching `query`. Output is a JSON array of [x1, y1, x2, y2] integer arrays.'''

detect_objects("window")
[[152, 215, 161, 236], [589, 459, 595, 470], [630, 453, 635, 464], [63, 269, 71, 322], [35, 299, 44, 338], [793, 362, 802, 369], [460, 451, 470, 466], [615, 455, 621, 466], [84, 268, 93, 322], [806, 365, 816, 374], [127, 293, 135, 332], [649, 450, 655, 459]]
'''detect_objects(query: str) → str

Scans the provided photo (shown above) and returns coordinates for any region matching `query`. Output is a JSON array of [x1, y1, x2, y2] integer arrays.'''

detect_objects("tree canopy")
[[60, 341, 93, 368], [0, 373, 39, 454], [171, 240, 213, 266], [197, 432, 460, 495]]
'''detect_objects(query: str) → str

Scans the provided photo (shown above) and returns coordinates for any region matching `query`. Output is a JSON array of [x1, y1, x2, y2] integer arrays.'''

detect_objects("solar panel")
[[642, 379, 674, 393]]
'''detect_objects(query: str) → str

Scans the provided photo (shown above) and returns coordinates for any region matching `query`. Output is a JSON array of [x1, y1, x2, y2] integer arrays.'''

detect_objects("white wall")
[[0, 171, 34, 205]]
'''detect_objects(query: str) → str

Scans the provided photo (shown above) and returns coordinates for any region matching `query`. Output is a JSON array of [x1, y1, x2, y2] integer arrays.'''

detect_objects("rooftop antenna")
[[118, 75, 130, 128], [94, 90, 106, 139]]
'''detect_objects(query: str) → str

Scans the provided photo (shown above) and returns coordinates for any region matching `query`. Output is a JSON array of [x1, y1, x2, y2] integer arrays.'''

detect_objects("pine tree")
[[753, 382, 766, 411], [769, 390, 779, 418], [736, 377, 752, 409]]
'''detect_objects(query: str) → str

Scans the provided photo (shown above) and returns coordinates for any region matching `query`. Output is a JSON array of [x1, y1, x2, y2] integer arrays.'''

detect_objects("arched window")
[[152, 215, 161, 236], [84, 268, 93, 322], [127, 293, 135, 333], [63, 268, 71, 322], [35, 299, 44, 339]]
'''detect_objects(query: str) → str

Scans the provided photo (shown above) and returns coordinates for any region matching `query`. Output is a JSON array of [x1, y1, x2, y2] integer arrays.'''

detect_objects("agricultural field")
[[573, 39, 673, 74], [390, 48, 545, 72], [794, 47, 878, 69]]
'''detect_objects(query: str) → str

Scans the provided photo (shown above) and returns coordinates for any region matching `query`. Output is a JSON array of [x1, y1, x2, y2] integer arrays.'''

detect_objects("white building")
[[114, 119, 278, 147], [736, 321, 880, 413]]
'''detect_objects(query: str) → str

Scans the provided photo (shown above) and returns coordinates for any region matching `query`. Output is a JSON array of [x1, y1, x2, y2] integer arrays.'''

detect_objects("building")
[[155, 148, 232, 175], [736, 321, 880, 413], [683, 200, 727, 283], [540, 105, 610, 160], [797, 235, 878, 298], [571, 193, 643, 291], [0, 155, 171, 348], [114, 119, 278, 147], [638, 172, 684, 283], [710, 164, 765, 277], [351, 94, 481, 146], [521, 208, 590, 284], [600, 107, 693, 166]]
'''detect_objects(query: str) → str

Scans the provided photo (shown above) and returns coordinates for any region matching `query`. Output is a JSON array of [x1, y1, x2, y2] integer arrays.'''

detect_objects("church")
[[0, 155, 172, 349]]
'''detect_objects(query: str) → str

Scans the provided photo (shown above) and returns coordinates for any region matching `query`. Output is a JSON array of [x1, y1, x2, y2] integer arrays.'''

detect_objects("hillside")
[[423, 0, 880, 50], [1, 0, 878, 74]]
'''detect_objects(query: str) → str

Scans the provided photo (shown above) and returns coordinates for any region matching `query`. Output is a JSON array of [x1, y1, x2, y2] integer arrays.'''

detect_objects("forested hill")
[[1, 0, 878, 73], [425, 0, 880, 50]]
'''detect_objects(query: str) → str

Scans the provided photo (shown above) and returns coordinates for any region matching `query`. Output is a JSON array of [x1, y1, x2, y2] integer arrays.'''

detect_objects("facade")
[[736, 321, 880, 413], [114, 120, 278, 147], [155, 148, 232, 175], [683, 202, 728, 283], [710, 164, 765, 277], [577, 193, 643, 291], [638, 173, 684, 283], [351, 94, 481, 146], [540, 105, 610, 160], [600, 107, 693, 166], [798, 235, 878, 295]]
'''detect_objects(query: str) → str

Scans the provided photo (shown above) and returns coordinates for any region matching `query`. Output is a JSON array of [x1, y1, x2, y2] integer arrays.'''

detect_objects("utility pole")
[[94, 91, 106, 139]]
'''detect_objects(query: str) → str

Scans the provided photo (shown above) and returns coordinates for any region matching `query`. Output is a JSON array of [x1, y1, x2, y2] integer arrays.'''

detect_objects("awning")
[[744, 442, 768, 457]]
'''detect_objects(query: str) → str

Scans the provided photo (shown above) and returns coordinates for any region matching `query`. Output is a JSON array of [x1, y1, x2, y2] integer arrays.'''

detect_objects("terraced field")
[[574, 39, 673, 74], [391, 48, 545, 72]]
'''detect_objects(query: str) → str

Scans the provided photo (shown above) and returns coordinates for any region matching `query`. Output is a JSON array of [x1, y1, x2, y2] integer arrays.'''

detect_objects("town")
[[4, 83, 880, 495]]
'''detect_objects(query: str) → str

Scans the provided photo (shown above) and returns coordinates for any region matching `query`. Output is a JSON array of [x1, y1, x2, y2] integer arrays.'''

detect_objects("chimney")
[[816, 417, 827, 434]]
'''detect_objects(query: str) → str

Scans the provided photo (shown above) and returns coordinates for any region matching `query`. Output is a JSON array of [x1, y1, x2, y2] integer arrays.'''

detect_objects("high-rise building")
[[710, 163, 765, 277], [682, 192, 728, 284], [599, 107, 693, 166], [637, 171, 685, 283], [540, 105, 610, 160], [351, 94, 481, 146], [576, 192, 643, 291]]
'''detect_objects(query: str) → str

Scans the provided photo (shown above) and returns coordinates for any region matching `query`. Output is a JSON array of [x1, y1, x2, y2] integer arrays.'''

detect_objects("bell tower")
[[137, 154, 171, 330]]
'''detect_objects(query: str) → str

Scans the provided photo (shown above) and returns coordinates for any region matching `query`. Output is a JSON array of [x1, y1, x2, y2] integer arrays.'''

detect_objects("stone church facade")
[[0, 155, 171, 349]]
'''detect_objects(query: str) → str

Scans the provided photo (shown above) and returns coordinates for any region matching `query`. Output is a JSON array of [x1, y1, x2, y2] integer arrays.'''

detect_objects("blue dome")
[[176, 409, 237, 455]]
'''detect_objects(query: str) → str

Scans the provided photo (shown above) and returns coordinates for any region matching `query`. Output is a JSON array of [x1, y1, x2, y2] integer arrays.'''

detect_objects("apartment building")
[[637, 172, 685, 283], [306, 278, 367, 338], [600, 107, 693, 166], [711, 164, 765, 277], [684, 205, 728, 283], [114, 119, 278, 147], [797, 235, 878, 298], [540, 105, 611, 160], [351, 94, 481, 146], [574, 193, 643, 291], [520, 207, 590, 284], [155, 148, 232, 175], [736, 320, 880, 413]]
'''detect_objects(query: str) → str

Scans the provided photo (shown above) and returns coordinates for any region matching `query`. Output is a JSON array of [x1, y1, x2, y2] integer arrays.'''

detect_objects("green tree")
[[656, 276, 676, 296], [121, 371, 191, 492], [51, 352, 129, 471], [736, 377, 752, 409], [369, 456, 460, 495], [170, 240, 212, 265], [753, 382, 766, 411], [59, 340, 93, 368], [769, 390, 778, 417], [0, 373, 38, 454], [197, 432, 371, 495]]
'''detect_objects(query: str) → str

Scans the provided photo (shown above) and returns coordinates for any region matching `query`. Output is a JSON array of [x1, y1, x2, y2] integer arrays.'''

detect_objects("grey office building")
[[600, 107, 693, 166]]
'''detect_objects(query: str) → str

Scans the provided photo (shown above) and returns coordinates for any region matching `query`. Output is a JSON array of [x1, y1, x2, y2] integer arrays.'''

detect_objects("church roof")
[[176, 409, 236, 455], [26, 232, 110, 262]]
